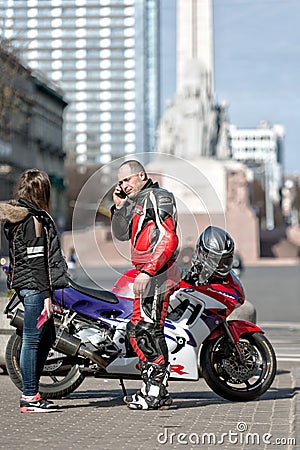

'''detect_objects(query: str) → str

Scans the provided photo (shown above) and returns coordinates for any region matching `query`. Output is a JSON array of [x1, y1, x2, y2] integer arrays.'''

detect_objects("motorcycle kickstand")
[[119, 378, 127, 397]]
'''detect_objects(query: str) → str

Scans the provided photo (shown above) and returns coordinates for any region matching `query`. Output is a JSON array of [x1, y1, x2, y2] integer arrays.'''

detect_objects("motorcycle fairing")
[[207, 319, 264, 341], [180, 271, 245, 312], [54, 288, 134, 321], [106, 319, 200, 380], [166, 323, 199, 379]]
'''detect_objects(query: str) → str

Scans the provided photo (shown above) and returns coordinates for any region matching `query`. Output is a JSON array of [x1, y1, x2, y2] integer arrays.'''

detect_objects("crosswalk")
[[259, 322, 300, 364]]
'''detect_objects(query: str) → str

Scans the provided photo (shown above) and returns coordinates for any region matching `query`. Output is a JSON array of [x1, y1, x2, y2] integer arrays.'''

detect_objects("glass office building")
[[2, 0, 160, 164]]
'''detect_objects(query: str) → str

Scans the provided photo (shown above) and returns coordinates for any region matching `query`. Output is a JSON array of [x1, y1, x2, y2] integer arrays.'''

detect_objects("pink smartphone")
[[36, 311, 49, 329]]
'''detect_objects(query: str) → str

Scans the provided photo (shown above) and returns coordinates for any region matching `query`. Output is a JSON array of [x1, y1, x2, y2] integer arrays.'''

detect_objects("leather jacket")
[[111, 179, 178, 276], [0, 199, 68, 295]]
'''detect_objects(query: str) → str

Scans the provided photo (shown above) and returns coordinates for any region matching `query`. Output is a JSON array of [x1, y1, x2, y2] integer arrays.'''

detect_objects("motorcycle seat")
[[67, 277, 119, 303]]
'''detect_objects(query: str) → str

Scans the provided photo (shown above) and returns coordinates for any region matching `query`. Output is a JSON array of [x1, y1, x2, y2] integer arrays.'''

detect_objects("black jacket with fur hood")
[[0, 199, 68, 297]]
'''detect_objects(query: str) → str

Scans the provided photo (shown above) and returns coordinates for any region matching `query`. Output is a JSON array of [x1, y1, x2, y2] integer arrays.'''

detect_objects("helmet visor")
[[193, 250, 233, 282]]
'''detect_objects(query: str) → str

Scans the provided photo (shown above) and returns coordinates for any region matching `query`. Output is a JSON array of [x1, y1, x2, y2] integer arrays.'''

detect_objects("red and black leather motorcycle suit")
[[111, 179, 180, 370]]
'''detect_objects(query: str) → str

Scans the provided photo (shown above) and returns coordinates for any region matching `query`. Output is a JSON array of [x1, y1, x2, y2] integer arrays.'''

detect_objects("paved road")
[[0, 328, 299, 450], [241, 265, 300, 323], [262, 322, 300, 365]]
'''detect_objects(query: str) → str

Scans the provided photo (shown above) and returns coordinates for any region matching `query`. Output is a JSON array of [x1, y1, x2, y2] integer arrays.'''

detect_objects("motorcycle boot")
[[123, 360, 146, 404], [126, 362, 172, 410]]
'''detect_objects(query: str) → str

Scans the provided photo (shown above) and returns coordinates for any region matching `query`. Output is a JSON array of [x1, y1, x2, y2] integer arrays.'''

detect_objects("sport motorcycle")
[[4, 267, 276, 402]]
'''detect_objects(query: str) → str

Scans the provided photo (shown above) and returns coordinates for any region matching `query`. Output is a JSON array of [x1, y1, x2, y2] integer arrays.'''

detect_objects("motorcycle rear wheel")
[[201, 332, 276, 402], [5, 333, 85, 399]]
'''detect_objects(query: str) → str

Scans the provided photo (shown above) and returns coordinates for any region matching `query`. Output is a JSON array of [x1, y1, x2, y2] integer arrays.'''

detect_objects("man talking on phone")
[[111, 160, 179, 410]]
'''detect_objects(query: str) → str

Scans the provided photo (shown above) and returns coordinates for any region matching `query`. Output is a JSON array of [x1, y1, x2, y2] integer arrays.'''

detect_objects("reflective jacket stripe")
[[27, 246, 44, 258]]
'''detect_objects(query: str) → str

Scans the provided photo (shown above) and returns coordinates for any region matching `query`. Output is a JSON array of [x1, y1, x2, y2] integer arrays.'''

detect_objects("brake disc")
[[221, 342, 260, 383]]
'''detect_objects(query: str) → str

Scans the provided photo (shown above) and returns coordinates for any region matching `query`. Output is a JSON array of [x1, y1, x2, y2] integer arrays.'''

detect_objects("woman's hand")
[[42, 297, 53, 318]]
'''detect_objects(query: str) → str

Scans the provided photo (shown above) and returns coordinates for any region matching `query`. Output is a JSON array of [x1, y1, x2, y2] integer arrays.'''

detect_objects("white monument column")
[[177, 0, 214, 94]]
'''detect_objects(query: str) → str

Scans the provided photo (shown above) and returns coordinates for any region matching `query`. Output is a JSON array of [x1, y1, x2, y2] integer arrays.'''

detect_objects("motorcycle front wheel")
[[200, 332, 276, 402], [5, 333, 85, 399]]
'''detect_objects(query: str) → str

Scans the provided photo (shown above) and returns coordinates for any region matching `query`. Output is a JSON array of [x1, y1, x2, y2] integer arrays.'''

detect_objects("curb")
[[293, 368, 300, 449], [246, 258, 299, 266]]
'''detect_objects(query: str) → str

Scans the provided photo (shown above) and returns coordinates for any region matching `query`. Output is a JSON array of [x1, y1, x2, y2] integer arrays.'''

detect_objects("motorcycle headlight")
[[234, 297, 245, 309]]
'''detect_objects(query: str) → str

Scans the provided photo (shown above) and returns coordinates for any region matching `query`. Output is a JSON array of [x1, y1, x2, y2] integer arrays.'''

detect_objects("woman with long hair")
[[0, 169, 68, 413]]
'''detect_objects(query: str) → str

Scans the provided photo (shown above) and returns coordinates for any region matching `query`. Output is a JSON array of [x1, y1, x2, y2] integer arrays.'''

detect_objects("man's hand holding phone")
[[113, 183, 127, 209]]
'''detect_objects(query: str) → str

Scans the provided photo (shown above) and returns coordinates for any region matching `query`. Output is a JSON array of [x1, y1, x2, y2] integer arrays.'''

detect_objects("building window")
[[100, 133, 111, 143], [125, 112, 135, 121], [76, 112, 87, 121], [124, 70, 135, 79], [76, 102, 87, 111], [27, 29, 38, 38], [76, 133, 87, 143], [100, 28, 111, 38], [125, 143, 135, 153], [51, 8, 62, 17], [52, 39, 62, 48], [100, 60, 111, 69], [124, 91, 135, 100], [76, 38, 86, 48], [101, 144, 111, 153], [76, 7, 86, 17], [99, 102, 112, 111], [52, 71, 62, 80], [100, 70, 111, 79], [101, 112, 111, 121], [76, 144, 87, 155], [74, 70, 86, 80], [52, 49, 62, 59], [125, 123, 135, 132], [124, 28, 135, 37], [76, 92, 87, 101], [76, 60, 86, 69], [52, 60, 62, 70], [124, 7, 134, 16], [100, 38, 111, 48], [101, 123, 111, 132]]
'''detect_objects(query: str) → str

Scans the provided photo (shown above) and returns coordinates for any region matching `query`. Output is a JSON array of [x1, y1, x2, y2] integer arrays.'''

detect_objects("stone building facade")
[[0, 46, 67, 256]]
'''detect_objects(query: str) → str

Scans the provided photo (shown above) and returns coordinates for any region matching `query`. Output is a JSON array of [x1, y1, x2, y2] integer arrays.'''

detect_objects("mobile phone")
[[115, 186, 127, 199], [36, 311, 49, 329]]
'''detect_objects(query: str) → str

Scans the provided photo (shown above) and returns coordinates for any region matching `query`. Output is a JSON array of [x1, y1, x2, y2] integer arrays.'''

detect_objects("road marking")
[[276, 357, 300, 362], [244, 322, 300, 364], [259, 322, 300, 329], [274, 342, 300, 346]]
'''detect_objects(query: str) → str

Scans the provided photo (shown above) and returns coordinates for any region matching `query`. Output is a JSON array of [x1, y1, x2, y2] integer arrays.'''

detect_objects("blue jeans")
[[18, 289, 55, 396]]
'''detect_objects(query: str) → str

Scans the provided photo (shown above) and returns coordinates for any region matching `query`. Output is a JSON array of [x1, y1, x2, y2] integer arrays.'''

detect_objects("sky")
[[160, 0, 300, 174]]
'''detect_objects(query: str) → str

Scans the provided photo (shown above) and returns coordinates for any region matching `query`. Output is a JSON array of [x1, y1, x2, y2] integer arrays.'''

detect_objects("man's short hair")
[[119, 160, 147, 175]]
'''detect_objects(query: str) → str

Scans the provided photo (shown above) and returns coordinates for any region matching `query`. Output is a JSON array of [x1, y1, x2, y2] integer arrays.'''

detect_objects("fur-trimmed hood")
[[0, 200, 29, 223]]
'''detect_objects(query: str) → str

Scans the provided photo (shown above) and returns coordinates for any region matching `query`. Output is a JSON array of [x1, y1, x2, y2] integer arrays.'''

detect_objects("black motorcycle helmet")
[[191, 226, 235, 282]]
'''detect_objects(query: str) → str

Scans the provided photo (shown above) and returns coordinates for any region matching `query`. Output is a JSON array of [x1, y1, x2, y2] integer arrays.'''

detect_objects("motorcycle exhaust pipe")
[[9, 308, 24, 331], [53, 327, 108, 369], [9, 309, 108, 369]]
